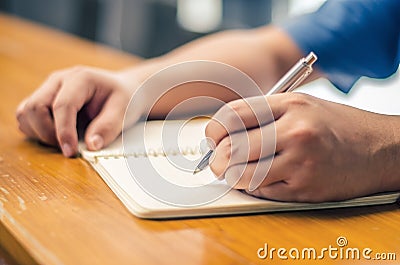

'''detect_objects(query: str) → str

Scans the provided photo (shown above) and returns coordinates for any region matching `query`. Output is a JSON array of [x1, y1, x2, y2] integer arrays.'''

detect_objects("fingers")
[[84, 92, 128, 150], [27, 104, 57, 146], [16, 67, 122, 157], [16, 70, 65, 145], [209, 122, 277, 177], [205, 93, 303, 148], [224, 153, 288, 190], [245, 182, 291, 201], [207, 93, 315, 194], [52, 70, 98, 156], [205, 96, 275, 146], [225, 157, 297, 201], [16, 99, 36, 138], [224, 153, 305, 201]]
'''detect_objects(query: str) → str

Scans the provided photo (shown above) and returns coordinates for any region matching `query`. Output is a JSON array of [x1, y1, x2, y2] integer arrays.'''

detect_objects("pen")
[[193, 52, 318, 174]]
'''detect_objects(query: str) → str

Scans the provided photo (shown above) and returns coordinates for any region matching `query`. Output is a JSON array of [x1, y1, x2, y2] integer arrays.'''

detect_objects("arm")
[[17, 26, 317, 157], [203, 0, 400, 201], [120, 26, 322, 118], [125, 27, 297, 90]]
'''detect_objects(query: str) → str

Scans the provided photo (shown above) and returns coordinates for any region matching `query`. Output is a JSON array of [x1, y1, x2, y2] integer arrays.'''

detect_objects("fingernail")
[[62, 143, 74, 157], [89, 134, 104, 150]]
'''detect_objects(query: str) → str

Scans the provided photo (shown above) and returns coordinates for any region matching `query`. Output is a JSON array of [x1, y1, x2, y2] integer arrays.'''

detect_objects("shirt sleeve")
[[280, 0, 400, 93]]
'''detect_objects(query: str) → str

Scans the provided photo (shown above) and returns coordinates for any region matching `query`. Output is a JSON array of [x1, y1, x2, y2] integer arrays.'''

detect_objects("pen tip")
[[193, 168, 201, 175]]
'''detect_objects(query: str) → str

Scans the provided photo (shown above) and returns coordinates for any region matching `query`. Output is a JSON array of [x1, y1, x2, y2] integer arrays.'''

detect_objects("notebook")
[[80, 75, 400, 219]]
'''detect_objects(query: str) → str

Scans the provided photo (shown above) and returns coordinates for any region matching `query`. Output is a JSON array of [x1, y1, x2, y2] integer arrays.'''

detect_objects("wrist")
[[114, 68, 149, 126]]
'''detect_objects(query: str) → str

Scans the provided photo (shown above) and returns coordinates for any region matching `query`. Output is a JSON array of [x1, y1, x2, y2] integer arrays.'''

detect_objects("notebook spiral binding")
[[94, 146, 201, 160]]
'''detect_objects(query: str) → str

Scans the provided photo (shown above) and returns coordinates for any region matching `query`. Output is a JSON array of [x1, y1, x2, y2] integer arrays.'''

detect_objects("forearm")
[[119, 26, 318, 118], [375, 114, 400, 192]]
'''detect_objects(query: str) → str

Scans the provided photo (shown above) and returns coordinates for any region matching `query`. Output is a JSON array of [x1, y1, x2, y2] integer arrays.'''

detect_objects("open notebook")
[[80, 75, 400, 219]]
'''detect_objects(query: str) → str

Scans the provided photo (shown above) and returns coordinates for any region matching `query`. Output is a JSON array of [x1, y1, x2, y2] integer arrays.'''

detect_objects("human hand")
[[206, 93, 399, 202], [16, 66, 140, 157]]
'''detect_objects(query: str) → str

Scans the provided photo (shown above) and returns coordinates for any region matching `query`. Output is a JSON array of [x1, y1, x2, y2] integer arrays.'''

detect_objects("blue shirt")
[[281, 0, 400, 93]]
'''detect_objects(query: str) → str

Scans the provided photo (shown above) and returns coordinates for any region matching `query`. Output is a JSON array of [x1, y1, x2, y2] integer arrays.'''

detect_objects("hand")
[[16, 66, 139, 157], [206, 93, 400, 202]]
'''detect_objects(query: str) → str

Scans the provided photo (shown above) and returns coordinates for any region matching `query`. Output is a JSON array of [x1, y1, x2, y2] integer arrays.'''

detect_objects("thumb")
[[84, 94, 127, 150]]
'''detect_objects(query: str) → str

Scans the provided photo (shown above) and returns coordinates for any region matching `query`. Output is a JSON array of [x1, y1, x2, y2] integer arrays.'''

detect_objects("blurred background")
[[0, 0, 325, 58]]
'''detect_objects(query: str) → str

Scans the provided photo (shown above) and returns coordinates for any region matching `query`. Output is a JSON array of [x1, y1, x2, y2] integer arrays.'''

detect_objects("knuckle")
[[227, 99, 245, 114], [222, 103, 244, 130], [301, 158, 318, 172], [16, 106, 25, 121], [51, 100, 65, 111], [285, 93, 312, 108], [52, 100, 75, 113], [75, 71, 92, 84], [70, 65, 86, 73], [48, 70, 64, 81], [24, 100, 35, 112], [289, 120, 318, 144], [67, 66, 93, 84], [24, 101, 48, 115], [35, 104, 49, 115]]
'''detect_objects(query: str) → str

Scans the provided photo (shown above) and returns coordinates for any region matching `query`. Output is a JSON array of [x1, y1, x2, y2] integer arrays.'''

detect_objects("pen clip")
[[286, 67, 313, 93]]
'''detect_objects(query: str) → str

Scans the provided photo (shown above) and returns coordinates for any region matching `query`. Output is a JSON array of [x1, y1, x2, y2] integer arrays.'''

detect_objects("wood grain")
[[0, 13, 399, 265]]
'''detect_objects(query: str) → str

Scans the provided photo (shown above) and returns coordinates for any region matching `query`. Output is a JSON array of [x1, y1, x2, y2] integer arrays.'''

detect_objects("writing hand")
[[206, 93, 400, 202]]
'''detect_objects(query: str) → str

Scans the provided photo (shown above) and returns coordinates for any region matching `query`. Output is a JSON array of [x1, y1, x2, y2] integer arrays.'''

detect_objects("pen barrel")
[[266, 52, 317, 96], [285, 63, 313, 93], [267, 61, 311, 95]]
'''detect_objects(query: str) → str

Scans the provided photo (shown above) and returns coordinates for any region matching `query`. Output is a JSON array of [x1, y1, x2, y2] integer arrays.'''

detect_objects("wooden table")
[[0, 13, 399, 265]]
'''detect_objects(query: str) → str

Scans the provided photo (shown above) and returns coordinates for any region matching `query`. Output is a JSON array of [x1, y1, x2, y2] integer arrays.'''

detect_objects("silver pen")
[[193, 52, 318, 174]]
